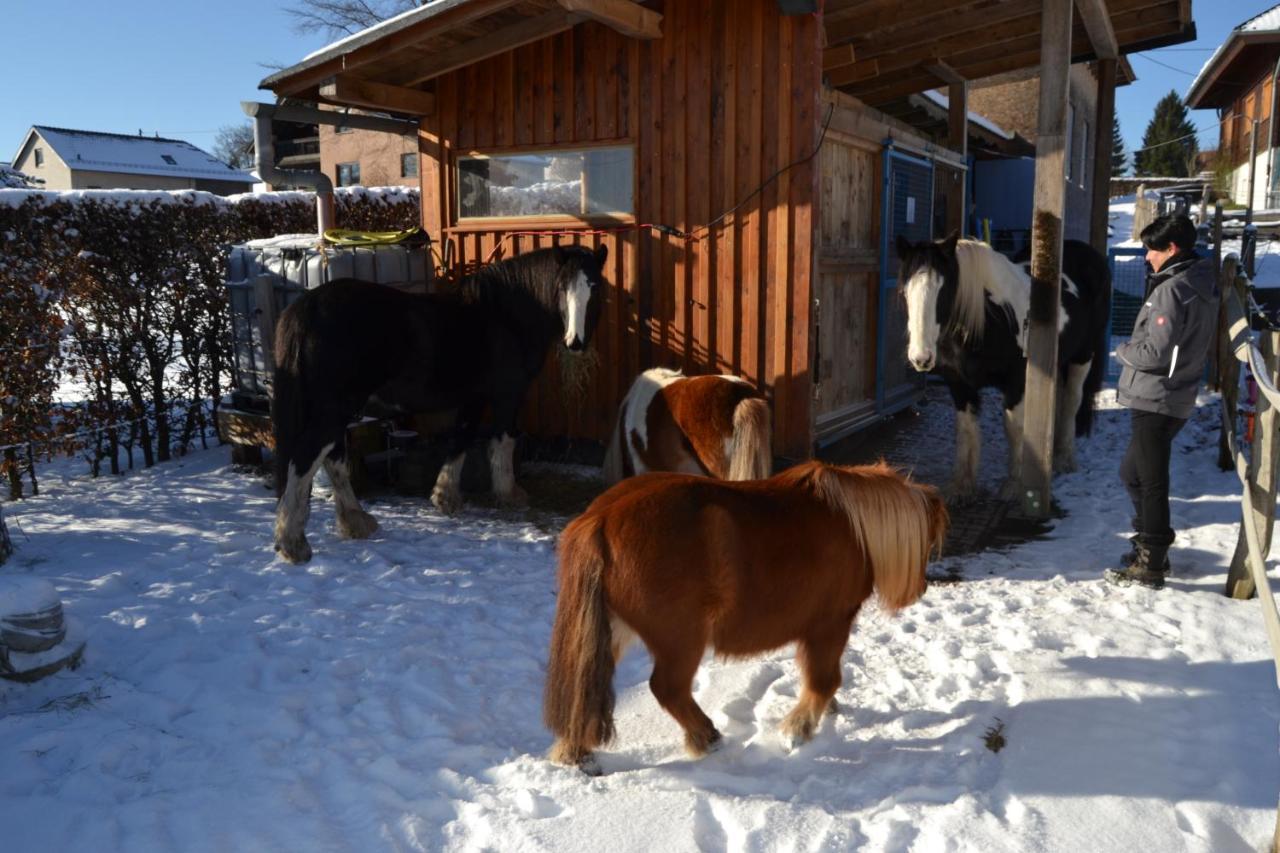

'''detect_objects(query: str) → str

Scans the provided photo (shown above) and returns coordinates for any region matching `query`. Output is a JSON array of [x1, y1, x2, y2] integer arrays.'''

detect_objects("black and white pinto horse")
[[896, 233, 1110, 499], [271, 245, 608, 563]]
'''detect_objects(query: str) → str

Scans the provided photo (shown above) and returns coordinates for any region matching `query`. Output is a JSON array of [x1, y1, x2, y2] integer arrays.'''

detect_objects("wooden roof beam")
[[823, 43, 857, 71], [1076, 0, 1120, 60], [319, 75, 436, 117], [925, 61, 967, 86], [396, 9, 575, 88], [555, 0, 662, 39]]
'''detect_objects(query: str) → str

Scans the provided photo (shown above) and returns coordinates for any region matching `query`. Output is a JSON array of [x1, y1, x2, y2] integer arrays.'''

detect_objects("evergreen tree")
[[1111, 113, 1127, 177], [1134, 90, 1198, 177]]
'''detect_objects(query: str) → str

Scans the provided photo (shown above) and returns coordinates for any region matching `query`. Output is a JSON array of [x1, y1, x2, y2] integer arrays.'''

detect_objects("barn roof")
[[1186, 3, 1280, 109], [14, 126, 254, 183], [261, 0, 1193, 114]]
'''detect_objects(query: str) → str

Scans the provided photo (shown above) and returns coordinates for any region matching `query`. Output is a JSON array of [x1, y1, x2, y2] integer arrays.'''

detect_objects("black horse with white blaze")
[[896, 233, 1109, 499], [271, 245, 608, 563]]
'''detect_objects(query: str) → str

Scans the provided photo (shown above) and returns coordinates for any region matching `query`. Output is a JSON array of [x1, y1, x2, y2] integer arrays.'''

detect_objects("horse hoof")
[[685, 728, 723, 758], [1053, 457, 1078, 475], [337, 510, 379, 540], [495, 485, 529, 509], [826, 697, 841, 717], [431, 488, 463, 516], [577, 755, 603, 776], [276, 535, 312, 564]]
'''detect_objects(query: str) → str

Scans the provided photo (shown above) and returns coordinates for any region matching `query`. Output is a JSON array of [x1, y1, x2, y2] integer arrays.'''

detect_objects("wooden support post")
[[1089, 58, 1117, 256], [1227, 328, 1280, 599], [1017, 0, 1071, 519], [253, 274, 279, 381], [947, 80, 968, 237]]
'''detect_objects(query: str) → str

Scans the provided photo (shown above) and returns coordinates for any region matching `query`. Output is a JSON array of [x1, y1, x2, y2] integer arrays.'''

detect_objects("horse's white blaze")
[[488, 433, 518, 498], [562, 272, 592, 347], [623, 367, 683, 456], [904, 268, 944, 370]]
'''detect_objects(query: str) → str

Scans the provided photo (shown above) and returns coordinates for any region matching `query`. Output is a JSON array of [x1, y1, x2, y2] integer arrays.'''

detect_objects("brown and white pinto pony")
[[544, 461, 948, 774], [602, 368, 772, 484]]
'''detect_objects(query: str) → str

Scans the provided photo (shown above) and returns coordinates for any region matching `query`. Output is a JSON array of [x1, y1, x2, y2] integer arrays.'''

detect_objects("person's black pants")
[[1120, 409, 1187, 550]]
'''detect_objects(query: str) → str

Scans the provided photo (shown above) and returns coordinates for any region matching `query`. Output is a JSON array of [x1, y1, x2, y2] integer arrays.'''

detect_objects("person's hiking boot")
[[1119, 538, 1171, 574], [1105, 544, 1167, 590]]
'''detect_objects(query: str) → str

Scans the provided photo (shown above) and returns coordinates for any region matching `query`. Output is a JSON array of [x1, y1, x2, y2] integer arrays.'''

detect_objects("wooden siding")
[[815, 133, 879, 438], [417, 0, 822, 458]]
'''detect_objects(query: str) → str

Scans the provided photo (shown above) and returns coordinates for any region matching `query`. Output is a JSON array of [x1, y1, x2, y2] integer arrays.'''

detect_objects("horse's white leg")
[[489, 433, 528, 508], [324, 455, 378, 539], [1000, 399, 1025, 500], [274, 442, 334, 564], [431, 453, 466, 516], [949, 404, 980, 500], [1054, 360, 1091, 474]]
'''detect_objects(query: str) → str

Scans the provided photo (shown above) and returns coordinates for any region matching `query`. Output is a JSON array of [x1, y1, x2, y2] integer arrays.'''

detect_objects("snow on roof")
[[1241, 4, 1280, 32], [919, 90, 1014, 140], [19, 126, 254, 184]]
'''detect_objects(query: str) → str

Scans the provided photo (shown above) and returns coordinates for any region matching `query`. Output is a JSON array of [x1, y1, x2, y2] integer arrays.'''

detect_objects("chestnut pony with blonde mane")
[[603, 367, 772, 484], [544, 461, 948, 773]]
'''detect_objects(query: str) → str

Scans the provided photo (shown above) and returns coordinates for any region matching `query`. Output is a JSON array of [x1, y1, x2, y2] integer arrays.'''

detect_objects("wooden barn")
[[261, 0, 1195, 466]]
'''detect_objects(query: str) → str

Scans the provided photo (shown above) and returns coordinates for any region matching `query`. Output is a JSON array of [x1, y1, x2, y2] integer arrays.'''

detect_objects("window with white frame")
[[34, 148, 44, 167], [401, 153, 418, 179], [456, 145, 634, 219]]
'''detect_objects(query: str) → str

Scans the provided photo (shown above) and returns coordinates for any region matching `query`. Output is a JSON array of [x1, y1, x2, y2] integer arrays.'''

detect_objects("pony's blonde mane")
[[808, 462, 945, 611], [951, 239, 1028, 344]]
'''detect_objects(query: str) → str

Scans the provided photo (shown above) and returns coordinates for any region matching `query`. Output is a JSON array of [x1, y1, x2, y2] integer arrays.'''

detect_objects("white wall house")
[[10, 126, 255, 195]]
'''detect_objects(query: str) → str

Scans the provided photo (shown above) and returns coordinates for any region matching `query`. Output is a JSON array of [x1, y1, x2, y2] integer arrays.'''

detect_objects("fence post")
[[0, 505, 12, 565], [1227, 328, 1280, 598]]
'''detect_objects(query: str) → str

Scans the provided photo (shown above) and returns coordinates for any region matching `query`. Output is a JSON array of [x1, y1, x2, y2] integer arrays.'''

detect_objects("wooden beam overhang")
[[394, 9, 576, 88], [1076, 0, 1120, 60], [555, 0, 662, 39], [824, 0, 1193, 106], [319, 75, 437, 116], [925, 61, 966, 86]]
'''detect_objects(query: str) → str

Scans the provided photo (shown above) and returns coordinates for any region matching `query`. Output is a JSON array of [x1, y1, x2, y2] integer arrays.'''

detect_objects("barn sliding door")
[[876, 147, 932, 414]]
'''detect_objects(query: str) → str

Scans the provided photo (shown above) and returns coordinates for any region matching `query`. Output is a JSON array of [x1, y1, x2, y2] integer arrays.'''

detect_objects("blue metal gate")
[[876, 146, 933, 413], [1107, 247, 1148, 381]]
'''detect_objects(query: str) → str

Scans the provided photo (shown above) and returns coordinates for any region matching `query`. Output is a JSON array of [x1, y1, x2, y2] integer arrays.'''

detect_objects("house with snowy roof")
[[1187, 4, 1280, 210], [9, 126, 255, 195]]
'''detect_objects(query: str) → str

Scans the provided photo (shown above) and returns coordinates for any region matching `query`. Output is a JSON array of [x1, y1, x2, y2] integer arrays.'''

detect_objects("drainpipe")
[[1267, 55, 1280, 210], [243, 102, 334, 237]]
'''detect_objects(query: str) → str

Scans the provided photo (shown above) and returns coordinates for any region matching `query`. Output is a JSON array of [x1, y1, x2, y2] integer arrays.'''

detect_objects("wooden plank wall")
[[814, 133, 879, 433], [417, 0, 823, 458]]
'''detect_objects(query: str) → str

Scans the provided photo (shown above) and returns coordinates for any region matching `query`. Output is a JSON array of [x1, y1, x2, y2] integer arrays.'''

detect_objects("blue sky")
[[0, 1, 1273, 168], [1, 0, 332, 162]]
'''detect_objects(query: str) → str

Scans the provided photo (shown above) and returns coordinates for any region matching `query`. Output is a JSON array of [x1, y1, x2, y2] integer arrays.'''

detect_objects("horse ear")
[[553, 245, 567, 267], [895, 234, 911, 261], [594, 243, 608, 267], [941, 230, 960, 255]]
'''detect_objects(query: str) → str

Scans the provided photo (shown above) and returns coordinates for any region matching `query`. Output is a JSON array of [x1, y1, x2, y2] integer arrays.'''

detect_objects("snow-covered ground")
[[0, 386, 1277, 852]]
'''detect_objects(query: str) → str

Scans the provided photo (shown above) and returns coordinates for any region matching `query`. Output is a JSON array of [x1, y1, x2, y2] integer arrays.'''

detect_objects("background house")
[[320, 114, 418, 188], [1187, 4, 1280, 209], [10, 126, 254, 194]]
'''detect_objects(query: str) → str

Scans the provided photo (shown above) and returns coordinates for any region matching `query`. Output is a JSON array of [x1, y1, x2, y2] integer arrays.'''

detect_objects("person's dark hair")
[[1140, 214, 1197, 253]]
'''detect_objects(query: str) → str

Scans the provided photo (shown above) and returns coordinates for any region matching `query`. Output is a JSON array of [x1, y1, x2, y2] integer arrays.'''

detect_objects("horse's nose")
[[566, 336, 585, 352], [909, 351, 934, 372]]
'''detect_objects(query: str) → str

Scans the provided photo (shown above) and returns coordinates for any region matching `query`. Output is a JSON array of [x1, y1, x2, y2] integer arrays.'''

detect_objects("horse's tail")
[[544, 514, 616, 766], [1076, 243, 1112, 437], [815, 464, 948, 612], [271, 303, 306, 498], [602, 402, 627, 486], [728, 396, 772, 480]]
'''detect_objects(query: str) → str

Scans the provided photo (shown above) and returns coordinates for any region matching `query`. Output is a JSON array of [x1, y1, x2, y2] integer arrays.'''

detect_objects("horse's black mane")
[[456, 246, 592, 314]]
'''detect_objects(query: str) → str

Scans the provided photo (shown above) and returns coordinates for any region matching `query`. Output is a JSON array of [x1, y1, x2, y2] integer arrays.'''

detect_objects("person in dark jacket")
[[1105, 214, 1219, 589]]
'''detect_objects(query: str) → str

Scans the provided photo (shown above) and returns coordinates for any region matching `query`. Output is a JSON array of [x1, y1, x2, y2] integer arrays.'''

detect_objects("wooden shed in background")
[[262, 0, 1195, 461]]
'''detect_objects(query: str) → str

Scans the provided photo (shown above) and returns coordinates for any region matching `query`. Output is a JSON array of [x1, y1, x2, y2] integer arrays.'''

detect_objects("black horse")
[[896, 233, 1110, 500], [272, 245, 608, 563]]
